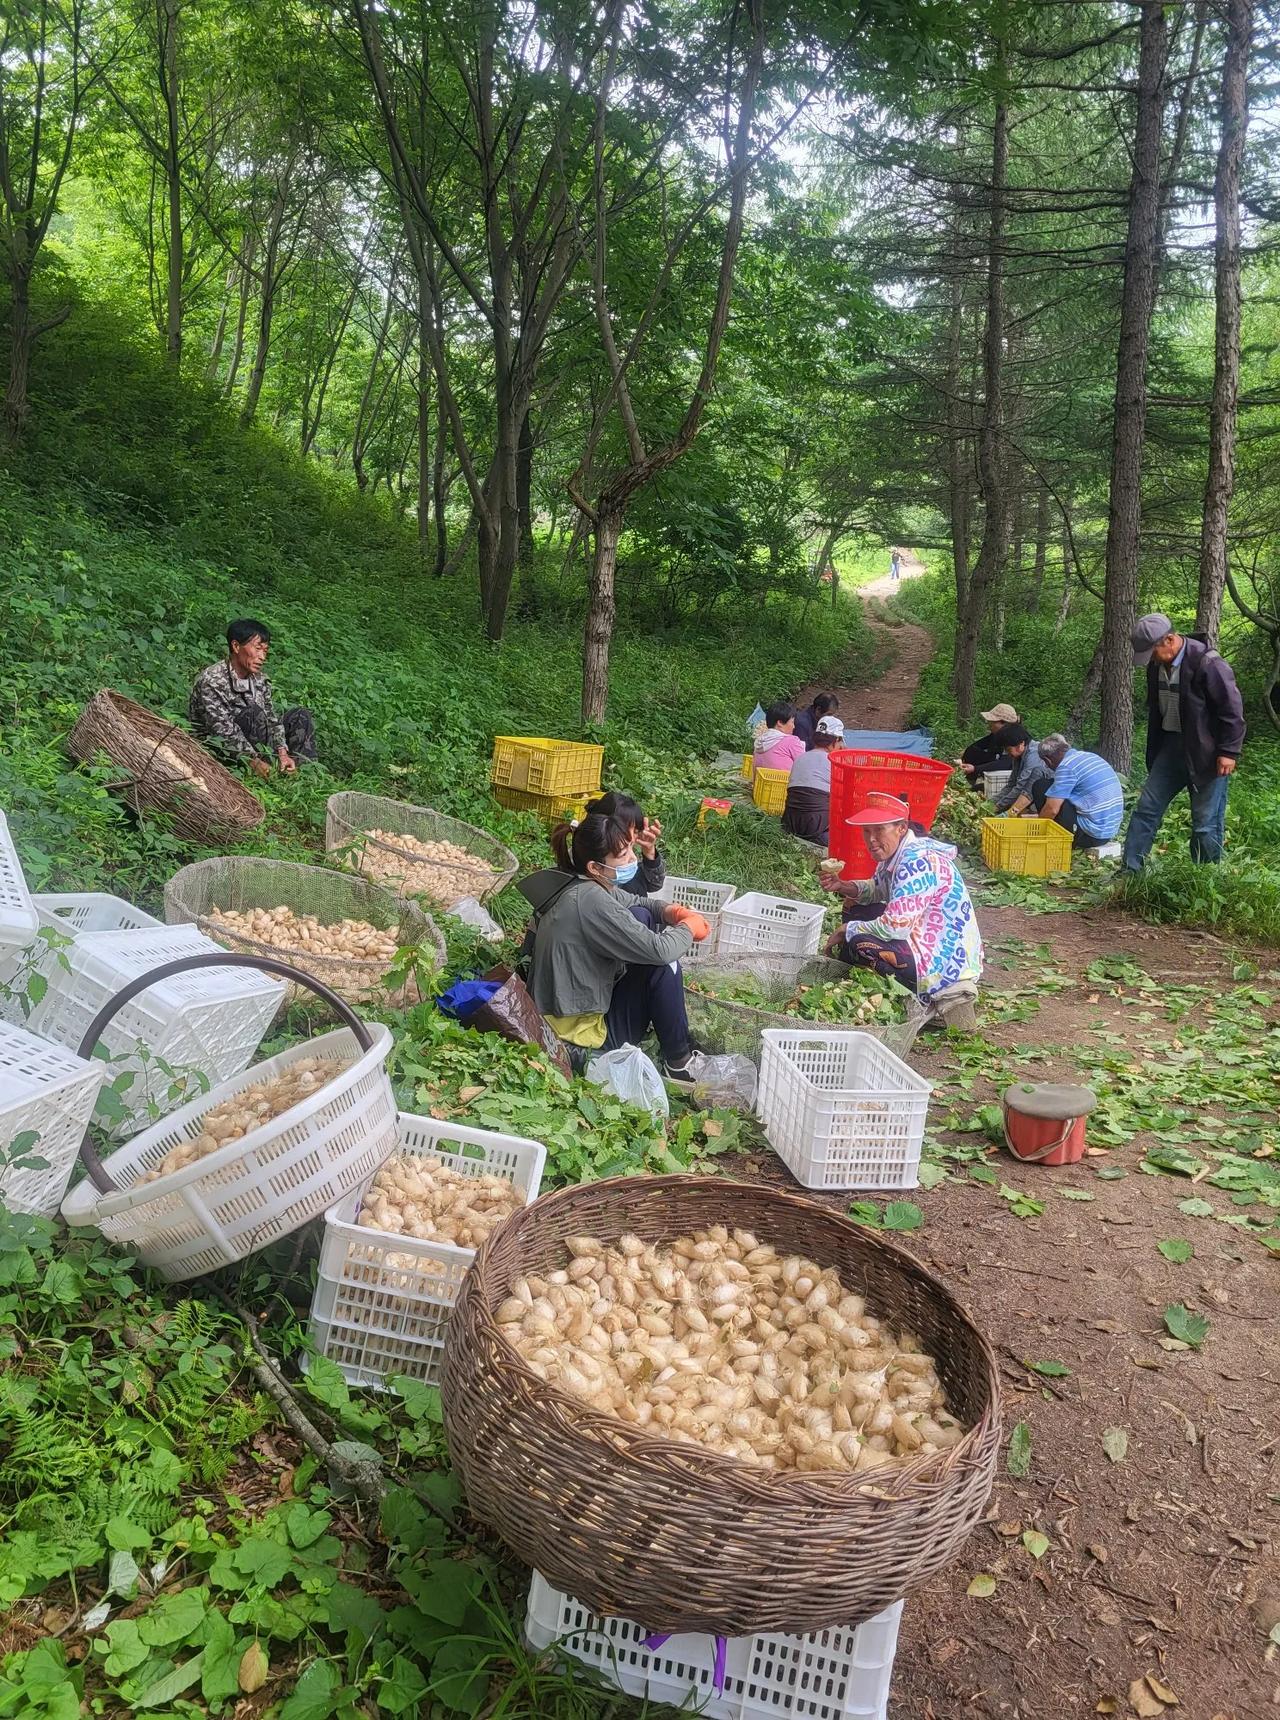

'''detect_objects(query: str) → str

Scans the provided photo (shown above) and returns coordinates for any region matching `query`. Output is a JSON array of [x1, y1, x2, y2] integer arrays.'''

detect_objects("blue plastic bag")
[[436, 978, 500, 1021]]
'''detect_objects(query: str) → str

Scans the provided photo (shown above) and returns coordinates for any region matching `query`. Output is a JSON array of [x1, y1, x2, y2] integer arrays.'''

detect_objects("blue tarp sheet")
[[841, 728, 935, 757]]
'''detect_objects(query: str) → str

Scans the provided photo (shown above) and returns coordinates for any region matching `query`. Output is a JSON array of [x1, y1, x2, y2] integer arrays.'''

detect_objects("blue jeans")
[[1122, 736, 1229, 869]]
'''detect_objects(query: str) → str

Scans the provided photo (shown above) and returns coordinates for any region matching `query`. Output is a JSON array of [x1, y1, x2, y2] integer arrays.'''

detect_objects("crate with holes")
[[525, 1573, 903, 1720], [715, 892, 826, 971], [29, 923, 284, 1129], [0, 1022, 106, 1217], [310, 1114, 546, 1390], [0, 809, 40, 1006], [0, 891, 166, 1029], [650, 876, 737, 964], [756, 1028, 931, 1192]]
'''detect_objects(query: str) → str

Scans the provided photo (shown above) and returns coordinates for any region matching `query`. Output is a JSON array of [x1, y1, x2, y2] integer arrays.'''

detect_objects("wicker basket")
[[685, 957, 925, 1063], [67, 690, 264, 844], [164, 857, 446, 1006], [442, 1175, 1001, 1637], [325, 792, 517, 909]]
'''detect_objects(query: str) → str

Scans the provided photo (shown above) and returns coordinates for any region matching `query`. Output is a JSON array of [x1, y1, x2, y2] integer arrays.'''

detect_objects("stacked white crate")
[[0, 1021, 105, 1216], [0, 811, 40, 1004], [650, 875, 737, 964]]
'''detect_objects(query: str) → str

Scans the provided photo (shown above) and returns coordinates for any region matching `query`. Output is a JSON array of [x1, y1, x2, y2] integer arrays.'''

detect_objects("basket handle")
[[75, 951, 376, 1194]]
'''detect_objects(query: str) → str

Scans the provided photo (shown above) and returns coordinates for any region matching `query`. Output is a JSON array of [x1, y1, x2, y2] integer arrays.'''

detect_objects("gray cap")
[[1131, 612, 1174, 667]]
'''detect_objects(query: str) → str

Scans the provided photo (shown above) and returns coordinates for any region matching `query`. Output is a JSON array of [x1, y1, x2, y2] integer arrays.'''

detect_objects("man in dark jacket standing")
[[1122, 613, 1246, 870]]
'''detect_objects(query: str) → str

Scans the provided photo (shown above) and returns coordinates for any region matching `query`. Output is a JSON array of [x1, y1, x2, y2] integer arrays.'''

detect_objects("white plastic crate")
[[0, 893, 168, 1029], [982, 770, 1012, 801], [310, 1113, 546, 1390], [757, 1029, 931, 1191], [651, 875, 737, 965], [29, 923, 284, 1129], [0, 810, 40, 997], [525, 1573, 902, 1720], [716, 892, 826, 970], [0, 1022, 106, 1216], [61, 1024, 397, 1281]]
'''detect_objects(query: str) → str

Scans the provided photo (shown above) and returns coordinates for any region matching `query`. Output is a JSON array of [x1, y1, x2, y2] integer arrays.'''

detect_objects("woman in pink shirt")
[[753, 701, 807, 777]]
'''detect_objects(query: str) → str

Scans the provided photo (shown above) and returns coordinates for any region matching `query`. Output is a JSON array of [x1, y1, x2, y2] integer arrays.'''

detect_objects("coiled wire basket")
[[325, 792, 517, 909], [684, 956, 925, 1064]]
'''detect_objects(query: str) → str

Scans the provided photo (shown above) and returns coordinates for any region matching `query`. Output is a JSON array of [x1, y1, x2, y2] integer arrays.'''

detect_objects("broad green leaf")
[[137, 1587, 208, 1647], [1006, 1420, 1032, 1479], [200, 1610, 240, 1705], [1027, 1360, 1070, 1378], [1022, 1529, 1049, 1559], [278, 1658, 339, 1720], [881, 1201, 924, 1231], [391, 1378, 443, 1423], [1177, 1198, 1214, 1218], [104, 1515, 151, 1553], [378, 1654, 430, 1716], [1163, 1304, 1209, 1348], [917, 1162, 947, 1191], [1101, 1427, 1128, 1463], [381, 1487, 446, 1556], [132, 1649, 205, 1709], [284, 1503, 332, 1550], [103, 1619, 150, 1678], [966, 1573, 997, 1597], [1059, 1188, 1094, 1201], [230, 1538, 294, 1588], [1156, 1239, 1193, 1263]]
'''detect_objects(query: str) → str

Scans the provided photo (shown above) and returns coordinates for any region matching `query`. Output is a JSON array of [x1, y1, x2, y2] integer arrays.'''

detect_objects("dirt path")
[[794, 577, 1278, 1719], [801, 554, 935, 732]]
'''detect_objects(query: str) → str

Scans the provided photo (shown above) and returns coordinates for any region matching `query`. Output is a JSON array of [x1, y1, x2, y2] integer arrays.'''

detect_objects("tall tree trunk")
[[1097, 2, 1170, 771], [206, 281, 230, 381], [3, 268, 35, 446], [158, 0, 183, 365], [239, 191, 287, 429], [1052, 511, 1073, 636], [1028, 479, 1049, 612], [1196, 0, 1252, 646], [945, 270, 971, 616], [582, 512, 622, 725], [953, 87, 1009, 721], [517, 407, 535, 570], [416, 267, 432, 553], [222, 236, 256, 398]]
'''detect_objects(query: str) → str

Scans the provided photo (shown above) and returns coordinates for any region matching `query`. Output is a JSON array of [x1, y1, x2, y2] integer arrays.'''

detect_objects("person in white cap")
[[781, 713, 844, 845], [958, 702, 1019, 789], [822, 792, 983, 1028], [1123, 613, 1245, 869]]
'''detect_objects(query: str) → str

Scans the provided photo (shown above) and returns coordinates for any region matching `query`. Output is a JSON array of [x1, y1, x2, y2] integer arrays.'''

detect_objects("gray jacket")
[[519, 870, 692, 1017], [994, 742, 1053, 812]]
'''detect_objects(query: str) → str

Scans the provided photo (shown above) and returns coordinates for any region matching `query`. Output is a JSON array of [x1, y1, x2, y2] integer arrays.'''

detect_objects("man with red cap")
[[823, 793, 983, 1028]]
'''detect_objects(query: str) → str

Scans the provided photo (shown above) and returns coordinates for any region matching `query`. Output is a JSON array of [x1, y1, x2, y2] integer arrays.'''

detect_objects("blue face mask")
[[612, 860, 639, 885]]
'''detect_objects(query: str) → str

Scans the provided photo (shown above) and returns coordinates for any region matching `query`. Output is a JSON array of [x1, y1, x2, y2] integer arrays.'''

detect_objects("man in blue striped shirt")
[[1029, 734, 1124, 846]]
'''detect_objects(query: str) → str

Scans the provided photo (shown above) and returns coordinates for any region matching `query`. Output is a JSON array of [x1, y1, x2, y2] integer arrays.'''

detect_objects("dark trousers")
[[232, 705, 319, 761], [1031, 786, 1101, 849], [605, 906, 692, 1066], [836, 933, 918, 992]]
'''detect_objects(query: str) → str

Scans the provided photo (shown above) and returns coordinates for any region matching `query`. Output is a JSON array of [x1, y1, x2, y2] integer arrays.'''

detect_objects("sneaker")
[[664, 1050, 711, 1088]]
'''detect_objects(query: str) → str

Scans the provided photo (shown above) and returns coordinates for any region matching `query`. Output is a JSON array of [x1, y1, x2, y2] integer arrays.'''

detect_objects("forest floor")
[[792, 575, 1278, 1720]]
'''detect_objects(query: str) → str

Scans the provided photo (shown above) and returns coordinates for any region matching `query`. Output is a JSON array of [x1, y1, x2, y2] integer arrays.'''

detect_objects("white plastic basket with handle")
[[60, 950, 398, 1280], [650, 876, 737, 965], [0, 1022, 106, 1217], [757, 1028, 931, 1192], [30, 923, 283, 1129], [0, 810, 40, 997], [715, 892, 826, 972], [309, 1113, 546, 1390], [525, 1572, 902, 1720]]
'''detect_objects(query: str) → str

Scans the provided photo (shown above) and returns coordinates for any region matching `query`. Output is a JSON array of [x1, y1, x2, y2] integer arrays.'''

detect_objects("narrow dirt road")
[[794, 568, 1278, 1719], [801, 553, 935, 733]]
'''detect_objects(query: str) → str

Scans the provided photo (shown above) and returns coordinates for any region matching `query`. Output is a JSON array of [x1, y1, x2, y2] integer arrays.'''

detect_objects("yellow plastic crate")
[[492, 785, 588, 826], [741, 755, 753, 780], [752, 767, 790, 816], [491, 736, 603, 798], [981, 816, 1073, 877]]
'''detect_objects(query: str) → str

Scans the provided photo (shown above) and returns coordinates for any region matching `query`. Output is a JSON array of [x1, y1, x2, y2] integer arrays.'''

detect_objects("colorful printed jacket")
[[189, 660, 285, 760], [848, 835, 983, 997]]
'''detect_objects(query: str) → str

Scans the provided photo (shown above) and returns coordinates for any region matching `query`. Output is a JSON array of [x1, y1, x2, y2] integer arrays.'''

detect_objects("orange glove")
[[669, 906, 710, 942]]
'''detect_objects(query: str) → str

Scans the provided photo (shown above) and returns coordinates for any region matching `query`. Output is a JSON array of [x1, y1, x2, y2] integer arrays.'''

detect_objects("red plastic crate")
[[829, 750, 953, 879]]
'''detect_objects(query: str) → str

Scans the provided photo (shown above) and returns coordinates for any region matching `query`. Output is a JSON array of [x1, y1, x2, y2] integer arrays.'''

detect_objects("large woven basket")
[[67, 690, 263, 844], [325, 792, 517, 909], [164, 856, 446, 1006], [442, 1175, 1001, 1637], [685, 955, 925, 1063]]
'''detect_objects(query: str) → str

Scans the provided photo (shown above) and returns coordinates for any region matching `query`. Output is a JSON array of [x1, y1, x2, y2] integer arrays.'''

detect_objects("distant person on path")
[[1123, 613, 1246, 869], [189, 619, 317, 778], [584, 791, 665, 895], [793, 691, 840, 749], [782, 714, 844, 845], [822, 792, 983, 1026], [1023, 735, 1124, 848], [890, 548, 902, 582], [988, 724, 1053, 813], [752, 701, 806, 778], [957, 702, 1019, 790]]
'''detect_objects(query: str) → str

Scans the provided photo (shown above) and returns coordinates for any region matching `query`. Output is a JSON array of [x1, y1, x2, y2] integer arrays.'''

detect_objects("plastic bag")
[[745, 702, 766, 736], [446, 964, 573, 1078], [585, 1045, 670, 1119], [690, 1052, 758, 1113], [448, 896, 505, 941]]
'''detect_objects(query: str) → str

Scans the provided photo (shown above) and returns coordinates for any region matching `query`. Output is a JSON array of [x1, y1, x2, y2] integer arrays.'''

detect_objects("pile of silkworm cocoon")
[[208, 904, 398, 966], [356, 1153, 524, 1250], [496, 1227, 965, 1472], [355, 829, 495, 906], [142, 1056, 351, 1181], [155, 743, 208, 790]]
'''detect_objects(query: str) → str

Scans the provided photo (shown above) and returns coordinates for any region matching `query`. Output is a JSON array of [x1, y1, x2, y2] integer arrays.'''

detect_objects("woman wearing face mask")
[[518, 814, 712, 1085]]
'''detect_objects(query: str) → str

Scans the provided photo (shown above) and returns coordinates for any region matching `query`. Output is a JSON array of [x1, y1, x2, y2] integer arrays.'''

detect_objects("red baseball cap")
[[845, 793, 910, 827]]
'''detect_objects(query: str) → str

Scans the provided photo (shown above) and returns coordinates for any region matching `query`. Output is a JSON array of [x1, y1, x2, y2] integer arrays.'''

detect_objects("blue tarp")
[[842, 728, 935, 757]]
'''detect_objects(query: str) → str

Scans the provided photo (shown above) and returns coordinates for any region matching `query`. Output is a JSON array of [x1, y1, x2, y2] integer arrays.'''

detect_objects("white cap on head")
[[816, 714, 845, 738]]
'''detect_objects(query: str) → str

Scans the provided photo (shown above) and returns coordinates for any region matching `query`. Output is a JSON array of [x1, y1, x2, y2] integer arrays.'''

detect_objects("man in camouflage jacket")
[[189, 618, 317, 777]]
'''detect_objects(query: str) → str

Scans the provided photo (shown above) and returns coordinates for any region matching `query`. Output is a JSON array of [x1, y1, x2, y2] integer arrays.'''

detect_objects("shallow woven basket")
[[164, 856, 446, 1007], [686, 956, 925, 1064], [442, 1175, 1001, 1637], [325, 791, 517, 909], [67, 690, 264, 845]]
